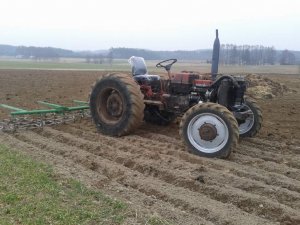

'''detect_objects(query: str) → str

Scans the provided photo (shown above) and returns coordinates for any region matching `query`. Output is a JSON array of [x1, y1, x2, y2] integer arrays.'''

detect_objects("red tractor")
[[89, 31, 262, 158]]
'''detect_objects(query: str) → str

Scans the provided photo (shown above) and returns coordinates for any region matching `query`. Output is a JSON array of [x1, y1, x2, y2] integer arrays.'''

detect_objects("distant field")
[[0, 58, 129, 71], [0, 58, 299, 75]]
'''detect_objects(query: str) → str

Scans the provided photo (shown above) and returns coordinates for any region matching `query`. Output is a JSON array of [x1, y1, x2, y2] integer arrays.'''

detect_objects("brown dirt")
[[1, 69, 300, 225], [245, 74, 295, 99]]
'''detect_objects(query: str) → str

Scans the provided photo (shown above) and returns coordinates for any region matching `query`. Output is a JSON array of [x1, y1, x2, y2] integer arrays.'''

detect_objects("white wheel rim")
[[187, 113, 229, 153], [238, 104, 254, 134]]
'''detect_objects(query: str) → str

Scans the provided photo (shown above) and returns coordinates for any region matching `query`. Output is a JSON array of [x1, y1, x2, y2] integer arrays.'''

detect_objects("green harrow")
[[0, 100, 90, 132]]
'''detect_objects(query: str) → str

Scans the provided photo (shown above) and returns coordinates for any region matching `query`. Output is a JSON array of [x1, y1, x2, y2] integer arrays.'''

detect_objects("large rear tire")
[[180, 103, 239, 158], [90, 73, 144, 136], [236, 97, 263, 137]]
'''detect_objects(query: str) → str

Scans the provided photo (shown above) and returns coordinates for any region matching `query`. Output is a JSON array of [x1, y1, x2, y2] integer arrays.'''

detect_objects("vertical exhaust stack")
[[211, 29, 220, 81]]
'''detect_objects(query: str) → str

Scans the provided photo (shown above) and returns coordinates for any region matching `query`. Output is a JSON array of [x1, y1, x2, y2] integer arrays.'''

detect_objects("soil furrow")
[[135, 129, 184, 146], [243, 137, 288, 151], [133, 134, 300, 182], [231, 152, 300, 181], [237, 143, 300, 169], [40, 127, 300, 222], [63, 123, 300, 192], [137, 129, 300, 171], [57, 124, 300, 207], [11, 131, 273, 225]]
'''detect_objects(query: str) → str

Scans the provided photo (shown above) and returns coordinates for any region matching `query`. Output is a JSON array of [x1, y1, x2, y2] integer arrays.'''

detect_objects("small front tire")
[[180, 103, 239, 158]]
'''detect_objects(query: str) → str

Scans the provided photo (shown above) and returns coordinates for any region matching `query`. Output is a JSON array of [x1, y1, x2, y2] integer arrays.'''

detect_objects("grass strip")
[[0, 144, 128, 225]]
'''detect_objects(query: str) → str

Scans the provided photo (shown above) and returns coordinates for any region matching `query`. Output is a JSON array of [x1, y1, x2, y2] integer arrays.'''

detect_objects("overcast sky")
[[0, 0, 299, 51]]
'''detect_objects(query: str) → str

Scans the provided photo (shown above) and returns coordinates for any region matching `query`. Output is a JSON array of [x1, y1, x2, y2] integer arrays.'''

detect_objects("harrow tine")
[[73, 100, 89, 105], [0, 104, 26, 112], [36, 101, 68, 110], [0, 100, 91, 132]]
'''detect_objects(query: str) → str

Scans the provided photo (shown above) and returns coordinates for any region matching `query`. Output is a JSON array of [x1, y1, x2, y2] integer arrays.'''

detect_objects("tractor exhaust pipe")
[[211, 29, 220, 81]]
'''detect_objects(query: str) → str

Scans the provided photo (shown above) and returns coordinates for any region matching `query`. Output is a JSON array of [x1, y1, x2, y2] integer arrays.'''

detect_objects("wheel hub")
[[198, 123, 218, 141], [106, 93, 123, 117]]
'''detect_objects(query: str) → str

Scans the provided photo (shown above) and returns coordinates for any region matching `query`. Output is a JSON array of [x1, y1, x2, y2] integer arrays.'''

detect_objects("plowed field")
[[0, 70, 300, 225]]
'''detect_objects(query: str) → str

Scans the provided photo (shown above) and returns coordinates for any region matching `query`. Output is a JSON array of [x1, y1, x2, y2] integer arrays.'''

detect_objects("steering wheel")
[[156, 59, 177, 71]]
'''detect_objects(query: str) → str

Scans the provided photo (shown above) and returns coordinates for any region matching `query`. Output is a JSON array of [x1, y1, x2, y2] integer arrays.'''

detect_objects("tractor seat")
[[128, 56, 160, 82]]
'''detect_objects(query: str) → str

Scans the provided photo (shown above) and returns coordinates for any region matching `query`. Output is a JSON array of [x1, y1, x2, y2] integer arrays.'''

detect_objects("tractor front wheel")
[[180, 103, 239, 158], [90, 73, 144, 136]]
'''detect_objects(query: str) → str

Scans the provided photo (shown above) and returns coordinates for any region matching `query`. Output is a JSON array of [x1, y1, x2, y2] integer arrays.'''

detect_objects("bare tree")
[[280, 50, 296, 65], [220, 44, 277, 65], [107, 48, 114, 65]]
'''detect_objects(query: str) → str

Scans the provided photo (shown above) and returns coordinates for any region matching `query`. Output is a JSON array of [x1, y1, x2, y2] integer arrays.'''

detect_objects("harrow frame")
[[0, 100, 89, 116]]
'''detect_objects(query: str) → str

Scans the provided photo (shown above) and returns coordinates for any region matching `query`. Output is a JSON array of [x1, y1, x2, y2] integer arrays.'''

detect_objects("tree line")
[[0, 44, 298, 65], [219, 44, 296, 65], [279, 50, 296, 65], [106, 46, 298, 65], [15, 46, 74, 60], [85, 49, 113, 65], [107, 48, 211, 60]]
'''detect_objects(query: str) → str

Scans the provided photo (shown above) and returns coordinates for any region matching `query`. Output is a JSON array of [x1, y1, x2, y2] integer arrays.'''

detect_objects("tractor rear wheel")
[[90, 73, 144, 136], [237, 97, 263, 137], [180, 103, 239, 158]]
